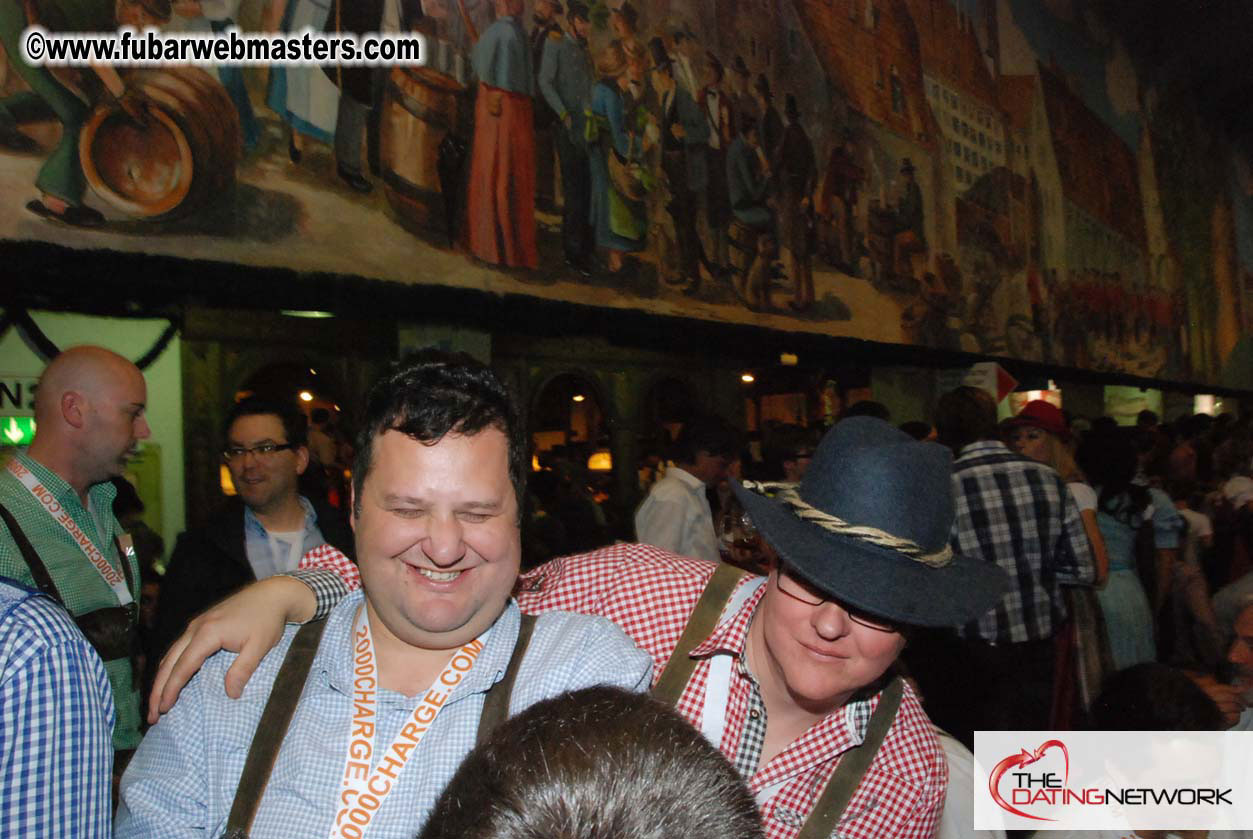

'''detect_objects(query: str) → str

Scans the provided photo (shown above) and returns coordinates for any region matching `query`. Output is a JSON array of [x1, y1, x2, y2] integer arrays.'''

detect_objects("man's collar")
[[958, 439, 1008, 458], [14, 450, 116, 509], [244, 495, 317, 536], [667, 465, 706, 492], [321, 592, 522, 706], [688, 577, 767, 660]]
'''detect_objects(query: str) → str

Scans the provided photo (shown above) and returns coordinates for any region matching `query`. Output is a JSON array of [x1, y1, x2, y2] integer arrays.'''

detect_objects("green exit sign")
[[1, 417, 35, 446]]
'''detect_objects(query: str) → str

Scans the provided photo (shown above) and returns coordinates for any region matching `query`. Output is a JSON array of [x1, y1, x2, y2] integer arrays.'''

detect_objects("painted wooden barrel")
[[379, 66, 465, 232], [79, 68, 240, 220]]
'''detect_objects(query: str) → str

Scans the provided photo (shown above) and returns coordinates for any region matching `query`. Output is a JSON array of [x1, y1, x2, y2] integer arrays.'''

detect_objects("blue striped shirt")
[[116, 590, 652, 838], [0, 577, 115, 839]]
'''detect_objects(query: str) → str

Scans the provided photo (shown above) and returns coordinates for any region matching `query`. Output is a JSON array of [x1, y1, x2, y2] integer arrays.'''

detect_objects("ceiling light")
[[280, 310, 336, 319], [299, 391, 314, 402]]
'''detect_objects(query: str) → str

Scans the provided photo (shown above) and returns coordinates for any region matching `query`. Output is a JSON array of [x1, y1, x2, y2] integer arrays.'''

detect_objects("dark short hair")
[[1076, 429, 1149, 522], [1090, 663, 1224, 731], [418, 686, 765, 839], [223, 396, 308, 447], [673, 414, 739, 464], [840, 400, 891, 423], [934, 386, 998, 452], [898, 420, 933, 441], [352, 350, 525, 517]]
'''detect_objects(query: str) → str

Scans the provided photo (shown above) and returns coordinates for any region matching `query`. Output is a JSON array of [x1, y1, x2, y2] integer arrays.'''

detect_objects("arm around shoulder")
[[148, 574, 317, 722]]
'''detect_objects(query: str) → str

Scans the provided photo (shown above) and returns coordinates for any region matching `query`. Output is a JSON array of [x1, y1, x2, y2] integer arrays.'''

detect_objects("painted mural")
[[1, 0, 1251, 385]]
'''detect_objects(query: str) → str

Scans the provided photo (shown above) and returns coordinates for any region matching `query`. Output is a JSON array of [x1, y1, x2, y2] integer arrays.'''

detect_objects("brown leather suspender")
[[0, 502, 139, 664], [477, 612, 538, 746], [223, 618, 329, 839], [794, 676, 904, 839], [651, 562, 749, 704]]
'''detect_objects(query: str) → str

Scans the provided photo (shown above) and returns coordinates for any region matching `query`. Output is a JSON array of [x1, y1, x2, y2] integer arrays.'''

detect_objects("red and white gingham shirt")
[[301, 542, 946, 839]]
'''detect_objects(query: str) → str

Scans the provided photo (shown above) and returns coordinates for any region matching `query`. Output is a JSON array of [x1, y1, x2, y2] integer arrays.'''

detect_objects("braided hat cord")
[[740, 481, 954, 568]]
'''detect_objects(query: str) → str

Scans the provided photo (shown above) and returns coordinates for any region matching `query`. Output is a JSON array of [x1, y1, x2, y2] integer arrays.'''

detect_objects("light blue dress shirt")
[[116, 590, 652, 838], [243, 496, 327, 579], [0, 578, 115, 839]]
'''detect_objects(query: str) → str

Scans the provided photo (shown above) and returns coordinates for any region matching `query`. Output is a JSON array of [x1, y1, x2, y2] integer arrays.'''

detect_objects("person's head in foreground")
[[733, 417, 1009, 710], [417, 686, 765, 839]]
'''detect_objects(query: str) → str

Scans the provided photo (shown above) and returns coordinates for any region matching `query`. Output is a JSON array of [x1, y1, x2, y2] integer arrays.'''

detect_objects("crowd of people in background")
[[6, 344, 1253, 839], [524, 389, 1253, 762]]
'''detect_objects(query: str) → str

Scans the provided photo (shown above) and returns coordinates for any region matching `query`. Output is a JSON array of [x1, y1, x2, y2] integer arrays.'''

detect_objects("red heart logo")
[[988, 740, 1069, 822]]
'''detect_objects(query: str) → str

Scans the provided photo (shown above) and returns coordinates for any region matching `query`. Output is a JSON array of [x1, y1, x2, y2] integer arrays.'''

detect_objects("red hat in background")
[[1005, 400, 1069, 439]]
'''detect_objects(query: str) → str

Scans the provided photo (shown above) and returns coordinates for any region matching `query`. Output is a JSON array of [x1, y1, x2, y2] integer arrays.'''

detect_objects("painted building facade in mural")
[[1, 0, 1250, 385]]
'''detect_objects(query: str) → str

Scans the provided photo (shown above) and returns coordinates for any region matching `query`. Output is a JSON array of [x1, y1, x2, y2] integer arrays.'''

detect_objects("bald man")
[[0, 345, 150, 758]]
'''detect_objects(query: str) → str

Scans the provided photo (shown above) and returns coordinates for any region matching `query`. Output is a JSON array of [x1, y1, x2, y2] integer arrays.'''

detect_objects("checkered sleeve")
[[286, 545, 360, 620], [0, 596, 115, 839], [892, 749, 947, 839], [1055, 486, 1096, 585]]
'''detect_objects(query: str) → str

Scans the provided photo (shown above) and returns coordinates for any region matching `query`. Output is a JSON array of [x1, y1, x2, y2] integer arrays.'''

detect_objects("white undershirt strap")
[[700, 575, 766, 749]]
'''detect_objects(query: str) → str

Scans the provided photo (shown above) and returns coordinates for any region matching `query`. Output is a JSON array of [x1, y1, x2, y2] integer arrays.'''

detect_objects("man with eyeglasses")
[[154, 396, 353, 657], [149, 416, 1009, 839]]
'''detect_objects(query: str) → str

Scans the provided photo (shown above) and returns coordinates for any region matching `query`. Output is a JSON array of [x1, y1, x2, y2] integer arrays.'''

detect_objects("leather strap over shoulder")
[[0, 502, 66, 605], [477, 612, 538, 746], [223, 618, 329, 839], [652, 562, 750, 706], [794, 676, 905, 839]]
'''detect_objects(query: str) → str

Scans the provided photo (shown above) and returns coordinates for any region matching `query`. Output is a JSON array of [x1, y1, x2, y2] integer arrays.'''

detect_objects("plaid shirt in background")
[[0, 579, 115, 839], [300, 543, 947, 839], [950, 441, 1096, 645]]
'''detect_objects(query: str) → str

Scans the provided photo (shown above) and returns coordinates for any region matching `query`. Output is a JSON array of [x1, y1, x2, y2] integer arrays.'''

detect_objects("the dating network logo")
[[986, 737, 1234, 823], [975, 731, 1244, 831]]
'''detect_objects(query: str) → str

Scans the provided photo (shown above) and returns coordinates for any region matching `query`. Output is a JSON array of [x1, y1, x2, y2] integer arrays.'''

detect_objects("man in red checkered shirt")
[[151, 418, 1008, 839]]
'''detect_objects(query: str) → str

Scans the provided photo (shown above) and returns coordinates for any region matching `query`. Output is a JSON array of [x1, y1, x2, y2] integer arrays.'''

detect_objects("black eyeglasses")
[[222, 442, 297, 462], [774, 567, 898, 632]]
